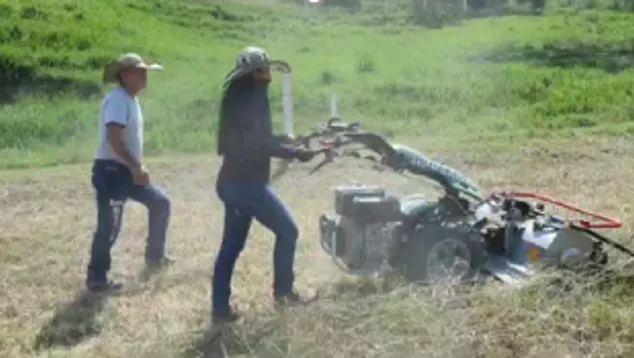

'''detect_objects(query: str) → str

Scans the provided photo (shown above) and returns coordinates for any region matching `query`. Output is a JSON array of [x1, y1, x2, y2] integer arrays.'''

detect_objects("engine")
[[319, 185, 402, 272]]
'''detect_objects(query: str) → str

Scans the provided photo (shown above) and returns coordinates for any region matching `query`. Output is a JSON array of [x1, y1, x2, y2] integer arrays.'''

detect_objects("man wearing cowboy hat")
[[86, 53, 172, 292], [212, 46, 317, 322]]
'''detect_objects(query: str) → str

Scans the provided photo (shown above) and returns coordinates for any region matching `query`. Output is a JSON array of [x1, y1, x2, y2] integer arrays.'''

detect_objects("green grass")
[[1, 0, 634, 169]]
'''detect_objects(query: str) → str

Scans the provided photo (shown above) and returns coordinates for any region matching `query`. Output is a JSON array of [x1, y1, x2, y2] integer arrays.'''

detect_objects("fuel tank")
[[399, 195, 433, 217]]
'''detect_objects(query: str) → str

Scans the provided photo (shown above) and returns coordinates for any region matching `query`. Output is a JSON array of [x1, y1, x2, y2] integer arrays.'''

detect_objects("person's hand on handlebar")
[[294, 147, 317, 163], [276, 133, 297, 145]]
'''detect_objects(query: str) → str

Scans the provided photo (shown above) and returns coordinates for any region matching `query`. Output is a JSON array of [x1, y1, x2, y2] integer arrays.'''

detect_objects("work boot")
[[85, 272, 122, 293], [141, 256, 174, 281], [145, 255, 174, 271], [212, 306, 241, 323], [273, 289, 318, 309]]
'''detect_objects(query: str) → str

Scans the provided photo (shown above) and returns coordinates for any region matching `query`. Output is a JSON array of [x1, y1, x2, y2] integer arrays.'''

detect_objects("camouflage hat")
[[222, 46, 289, 91]]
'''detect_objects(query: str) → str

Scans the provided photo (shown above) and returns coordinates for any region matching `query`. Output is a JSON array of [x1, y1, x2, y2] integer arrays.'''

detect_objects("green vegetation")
[[1, 0, 634, 168]]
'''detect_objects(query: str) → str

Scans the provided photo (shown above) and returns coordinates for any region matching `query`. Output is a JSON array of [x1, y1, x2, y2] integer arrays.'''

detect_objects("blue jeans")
[[212, 181, 299, 312], [87, 160, 171, 281]]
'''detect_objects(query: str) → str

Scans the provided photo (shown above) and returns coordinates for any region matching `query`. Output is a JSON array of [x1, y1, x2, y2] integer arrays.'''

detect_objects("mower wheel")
[[399, 223, 486, 285]]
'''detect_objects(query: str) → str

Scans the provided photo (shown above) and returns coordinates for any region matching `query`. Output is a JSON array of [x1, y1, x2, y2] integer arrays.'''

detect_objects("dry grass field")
[[3, 135, 634, 357]]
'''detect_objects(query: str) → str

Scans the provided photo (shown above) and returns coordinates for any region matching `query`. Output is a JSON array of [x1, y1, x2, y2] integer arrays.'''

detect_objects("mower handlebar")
[[300, 121, 484, 201], [303, 127, 401, 176], [292, 118, 362, 147]]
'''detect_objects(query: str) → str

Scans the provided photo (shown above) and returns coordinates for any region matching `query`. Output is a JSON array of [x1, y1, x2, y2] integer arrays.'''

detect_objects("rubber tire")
[[398, 223, 486, 285]]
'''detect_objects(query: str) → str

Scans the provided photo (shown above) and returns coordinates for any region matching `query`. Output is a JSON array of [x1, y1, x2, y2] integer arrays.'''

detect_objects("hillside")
[[1, 0, 634, 167]]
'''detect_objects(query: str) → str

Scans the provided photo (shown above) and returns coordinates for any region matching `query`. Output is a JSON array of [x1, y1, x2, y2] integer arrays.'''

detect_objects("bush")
[[411, 0, 464, 28], [516, 0, 547, 12], [290, 0, 362, 12]]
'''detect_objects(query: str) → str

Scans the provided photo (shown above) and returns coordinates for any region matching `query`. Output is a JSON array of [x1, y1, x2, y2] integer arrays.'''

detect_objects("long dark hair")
[[217, 73, 257, 155]]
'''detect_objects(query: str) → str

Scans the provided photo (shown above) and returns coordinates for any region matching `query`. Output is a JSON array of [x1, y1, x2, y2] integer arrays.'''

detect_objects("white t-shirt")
[[94, 87, 144, 163]]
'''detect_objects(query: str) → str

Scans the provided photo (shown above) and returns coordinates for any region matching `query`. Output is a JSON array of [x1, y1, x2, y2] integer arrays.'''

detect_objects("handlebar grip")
[[327, 118, 342, 127]]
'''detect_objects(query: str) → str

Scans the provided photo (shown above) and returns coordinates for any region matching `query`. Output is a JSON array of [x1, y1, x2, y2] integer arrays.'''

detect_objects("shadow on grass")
[[183, 320, 286, 358], [583, 273, 634, 295], [0, 53, 104, 104], [32, 281, 152, 351], [33, 290, 109, 351], [481, 41, 634, 73], [32, 267, 214, 351], [181, 278, 393, 358], [0, 76, 102, 104]]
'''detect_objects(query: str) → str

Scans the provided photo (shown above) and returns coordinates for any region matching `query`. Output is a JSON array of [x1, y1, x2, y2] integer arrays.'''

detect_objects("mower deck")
[[483, 254, 535, 287]]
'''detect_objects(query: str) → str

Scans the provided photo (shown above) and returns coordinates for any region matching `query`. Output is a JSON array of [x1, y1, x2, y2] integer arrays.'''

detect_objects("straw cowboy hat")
[[222, 46, 290, 91], [102, 53, 164, 84]]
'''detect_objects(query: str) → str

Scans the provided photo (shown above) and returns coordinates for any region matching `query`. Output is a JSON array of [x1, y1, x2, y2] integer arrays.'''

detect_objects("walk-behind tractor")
[[292, 118, 634, 286]]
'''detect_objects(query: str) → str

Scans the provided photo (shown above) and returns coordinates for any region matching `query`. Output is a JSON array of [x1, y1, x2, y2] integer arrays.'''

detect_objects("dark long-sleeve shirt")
[[217, 79, 297, 184]]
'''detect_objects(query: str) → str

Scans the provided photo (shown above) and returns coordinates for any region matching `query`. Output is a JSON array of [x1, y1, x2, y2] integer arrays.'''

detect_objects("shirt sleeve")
[[269, 136, 298, 159], [235, 101, 298, 160], [102, 91, 129, 127]]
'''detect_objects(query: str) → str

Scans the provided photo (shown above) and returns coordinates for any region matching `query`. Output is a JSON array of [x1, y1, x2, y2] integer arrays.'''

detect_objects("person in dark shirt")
[[212, 46, 317, 322]]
